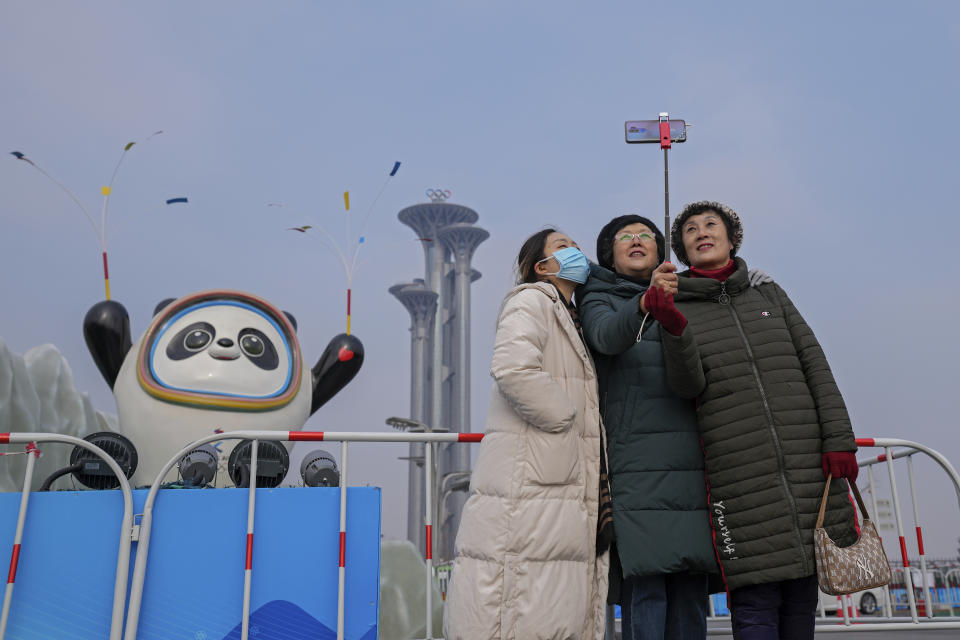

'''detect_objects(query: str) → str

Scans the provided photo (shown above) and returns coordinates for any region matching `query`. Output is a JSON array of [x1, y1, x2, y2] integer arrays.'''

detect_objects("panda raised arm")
[[310, 333, 364, 414], [83, 300, 133, 389]]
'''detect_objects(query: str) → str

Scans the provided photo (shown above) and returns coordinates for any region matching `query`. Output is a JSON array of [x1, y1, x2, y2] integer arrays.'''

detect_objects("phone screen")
[[625, 120, 686, 144]]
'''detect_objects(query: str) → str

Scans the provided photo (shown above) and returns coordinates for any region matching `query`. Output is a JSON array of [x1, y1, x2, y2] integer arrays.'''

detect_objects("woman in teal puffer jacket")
[[578, 215, 718, 640]]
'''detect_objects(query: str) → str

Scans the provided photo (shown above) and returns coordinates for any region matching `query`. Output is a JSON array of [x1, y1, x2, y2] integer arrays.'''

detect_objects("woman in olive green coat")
[[647, 201, 859, 640]]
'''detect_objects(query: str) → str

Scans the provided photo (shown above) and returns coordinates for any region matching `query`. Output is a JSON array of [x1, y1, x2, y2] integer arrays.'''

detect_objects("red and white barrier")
[[424, 439, 434, 640], [0, 433, 135, 640], [122, 429, 485, 640], [906, 455, 935, 618], [0, 443, 38, 639], [337, 441, 347, 640], [11, 430, 956, 637], [240, 440, 258, 640], [800, 436, 960, 633], [706, 437, 960, 634], [837, 594, 859, 621], [855, 437, 960, 623]]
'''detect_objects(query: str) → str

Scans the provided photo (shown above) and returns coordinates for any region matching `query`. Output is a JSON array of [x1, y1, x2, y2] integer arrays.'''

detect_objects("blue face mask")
[[539, 247, 589, 284]]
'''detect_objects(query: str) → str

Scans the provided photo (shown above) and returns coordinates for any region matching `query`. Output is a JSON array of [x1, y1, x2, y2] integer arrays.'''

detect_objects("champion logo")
[[761, 311, 771, 317]]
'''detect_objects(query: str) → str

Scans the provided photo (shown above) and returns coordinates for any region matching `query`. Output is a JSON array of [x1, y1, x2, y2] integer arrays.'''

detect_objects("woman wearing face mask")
[[645, 201, 858, 640], [444, 229, 609, 640], [577, 215, 719, 640]]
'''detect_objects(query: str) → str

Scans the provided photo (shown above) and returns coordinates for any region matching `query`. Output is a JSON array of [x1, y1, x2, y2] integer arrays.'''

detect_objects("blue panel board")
[[0, 487, 380, 640]]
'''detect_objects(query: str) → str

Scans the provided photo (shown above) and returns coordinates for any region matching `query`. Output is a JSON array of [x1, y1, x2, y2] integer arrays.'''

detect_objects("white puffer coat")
[[444, 282, 609, 640]]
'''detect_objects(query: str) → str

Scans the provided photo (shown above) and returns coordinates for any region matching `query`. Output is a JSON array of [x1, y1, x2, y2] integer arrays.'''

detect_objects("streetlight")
[[386, 417, 437, 433]]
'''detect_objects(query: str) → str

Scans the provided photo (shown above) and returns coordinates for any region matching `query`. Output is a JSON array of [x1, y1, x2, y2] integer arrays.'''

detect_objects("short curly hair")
[[670, 200, 743, 266]]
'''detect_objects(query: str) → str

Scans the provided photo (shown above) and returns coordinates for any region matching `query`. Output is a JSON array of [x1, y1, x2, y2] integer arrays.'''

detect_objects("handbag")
[[814, 473, 892, 595]]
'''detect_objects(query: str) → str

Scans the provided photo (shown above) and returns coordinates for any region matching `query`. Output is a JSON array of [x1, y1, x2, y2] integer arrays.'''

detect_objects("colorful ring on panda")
[[136, 290, 303, 411]]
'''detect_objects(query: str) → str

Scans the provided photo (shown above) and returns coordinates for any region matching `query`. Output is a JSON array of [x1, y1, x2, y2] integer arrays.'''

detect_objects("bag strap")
[[848, 478, 871, 519], [817, 473, 872, 529]]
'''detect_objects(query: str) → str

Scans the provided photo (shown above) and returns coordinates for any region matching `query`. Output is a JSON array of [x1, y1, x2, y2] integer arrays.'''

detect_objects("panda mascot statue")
[[82, 289, 363, 486]]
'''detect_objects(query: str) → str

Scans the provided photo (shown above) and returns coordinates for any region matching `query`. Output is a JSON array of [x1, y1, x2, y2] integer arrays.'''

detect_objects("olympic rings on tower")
[[426, 189, 452, 202]]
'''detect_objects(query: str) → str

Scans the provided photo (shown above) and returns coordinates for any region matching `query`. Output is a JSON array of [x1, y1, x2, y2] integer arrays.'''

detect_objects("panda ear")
[[154, 298, 176, 316], [283, 311, 298, 332]]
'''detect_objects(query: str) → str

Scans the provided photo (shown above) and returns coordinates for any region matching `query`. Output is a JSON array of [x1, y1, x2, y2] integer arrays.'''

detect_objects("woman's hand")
[[639, 262, 679, 314], [822, 451, 859, 482], [650, 261, 679, 295], [641, 286, 687, 336], [747, 268, 774, 287]]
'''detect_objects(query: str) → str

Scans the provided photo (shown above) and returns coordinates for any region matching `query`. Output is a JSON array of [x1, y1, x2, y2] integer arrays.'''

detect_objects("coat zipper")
[[722, 288, 810, 575]]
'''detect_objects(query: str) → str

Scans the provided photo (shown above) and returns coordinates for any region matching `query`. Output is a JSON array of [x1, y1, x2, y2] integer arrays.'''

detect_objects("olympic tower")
[[392, 191, 487, 560]]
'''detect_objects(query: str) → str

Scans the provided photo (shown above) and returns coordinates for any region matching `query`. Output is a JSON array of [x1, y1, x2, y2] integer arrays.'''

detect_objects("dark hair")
[[516, 228, 556, 284], [595, 214, 665, 271]]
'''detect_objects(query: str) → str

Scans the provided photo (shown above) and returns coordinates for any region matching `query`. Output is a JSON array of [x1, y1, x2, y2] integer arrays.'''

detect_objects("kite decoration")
[[165, 197, 189, 205], [10, 132, 161, 300], [277, 160, 402, 334]]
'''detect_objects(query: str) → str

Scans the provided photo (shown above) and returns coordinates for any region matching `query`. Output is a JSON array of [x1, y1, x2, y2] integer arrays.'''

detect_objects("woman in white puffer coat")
[[444, 229, 609, 640]]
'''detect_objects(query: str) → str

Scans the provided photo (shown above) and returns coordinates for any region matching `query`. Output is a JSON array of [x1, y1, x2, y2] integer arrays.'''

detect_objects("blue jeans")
[[729, 575, 818, 640], [621, 572, 708, 640]]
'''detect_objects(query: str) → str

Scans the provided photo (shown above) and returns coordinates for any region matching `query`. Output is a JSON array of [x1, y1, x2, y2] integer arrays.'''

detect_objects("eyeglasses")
[[616, 232, 654, 244]]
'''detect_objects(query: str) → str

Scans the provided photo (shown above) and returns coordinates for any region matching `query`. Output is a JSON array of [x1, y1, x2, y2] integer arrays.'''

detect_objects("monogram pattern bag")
[[814, 474, 892, 595]]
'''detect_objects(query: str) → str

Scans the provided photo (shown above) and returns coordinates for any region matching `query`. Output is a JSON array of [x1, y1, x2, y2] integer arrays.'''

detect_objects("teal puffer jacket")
[[579, 265, 718, 594], [661, 258, 857, 591]]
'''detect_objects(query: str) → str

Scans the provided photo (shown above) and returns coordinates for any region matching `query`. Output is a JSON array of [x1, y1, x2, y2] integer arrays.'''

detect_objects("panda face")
[[165, 322, 280, 371], [145, 299, 297, 401]]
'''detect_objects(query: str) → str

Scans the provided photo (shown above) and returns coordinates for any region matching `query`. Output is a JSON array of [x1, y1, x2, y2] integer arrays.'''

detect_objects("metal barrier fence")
[[697, 436, 960, 635], [850, 437, 960, 623], [0, 433, 135, 640], [0, 429, 482, 640], [121, 430, 482, 640], [4, 431, 960, 638]]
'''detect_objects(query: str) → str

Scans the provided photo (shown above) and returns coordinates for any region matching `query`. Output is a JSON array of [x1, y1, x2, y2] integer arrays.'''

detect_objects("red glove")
[[822, 451, 859, 482], [642, 286, 687, 336]]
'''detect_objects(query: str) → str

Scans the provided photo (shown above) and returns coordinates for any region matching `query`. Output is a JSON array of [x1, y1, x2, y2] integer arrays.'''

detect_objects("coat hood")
[[496, 281, 559, 321], [502, 280, 559, 303]]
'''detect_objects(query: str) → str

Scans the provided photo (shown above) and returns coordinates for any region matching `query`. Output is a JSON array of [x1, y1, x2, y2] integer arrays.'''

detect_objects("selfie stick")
[[659, 112, 672, 263]]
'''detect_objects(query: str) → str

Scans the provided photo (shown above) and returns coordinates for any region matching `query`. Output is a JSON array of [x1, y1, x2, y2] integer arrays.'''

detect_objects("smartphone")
[[624, 120, 687, 144]]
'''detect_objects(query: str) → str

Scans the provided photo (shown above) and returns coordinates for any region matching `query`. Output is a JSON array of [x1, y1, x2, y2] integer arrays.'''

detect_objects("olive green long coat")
[[661, 259, 857, 590]]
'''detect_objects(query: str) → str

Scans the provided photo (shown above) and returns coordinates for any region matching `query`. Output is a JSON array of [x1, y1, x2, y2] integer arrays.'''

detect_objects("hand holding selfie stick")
[[624, 113, 688, 264]]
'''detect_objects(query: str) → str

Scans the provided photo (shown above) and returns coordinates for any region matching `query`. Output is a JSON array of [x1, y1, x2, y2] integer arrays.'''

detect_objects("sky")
[[2, 2, 959, 558]]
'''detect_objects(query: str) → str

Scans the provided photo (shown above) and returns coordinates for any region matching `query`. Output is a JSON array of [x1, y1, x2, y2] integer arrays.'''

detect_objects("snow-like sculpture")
[[379, 540, 443, 640], [0, 338, 115, 491]]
